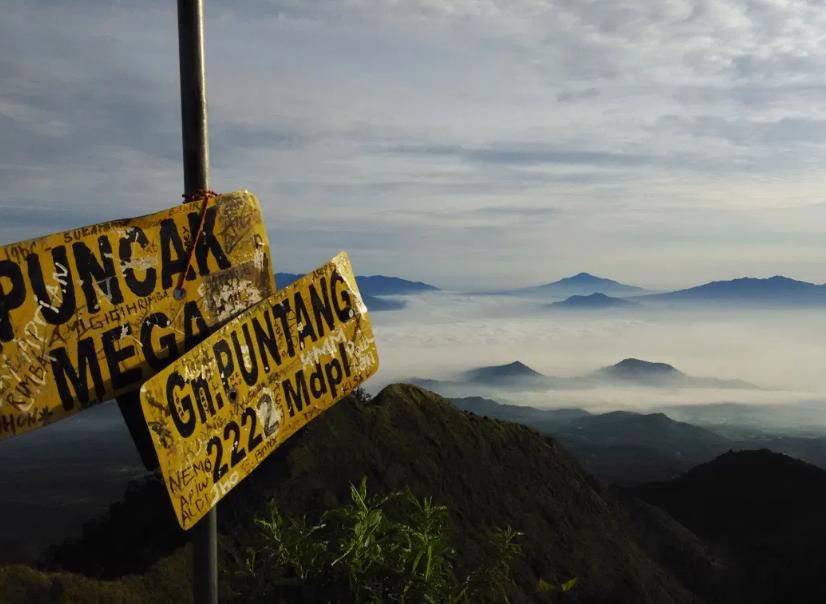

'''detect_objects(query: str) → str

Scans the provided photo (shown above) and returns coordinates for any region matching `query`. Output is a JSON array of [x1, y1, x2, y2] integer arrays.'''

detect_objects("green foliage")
[[257, 504, 328, 581], [221, 503, 328, 600], [464, 525, 525, 602], [537, 576, 578, 599], [221, 477, 524, 603]]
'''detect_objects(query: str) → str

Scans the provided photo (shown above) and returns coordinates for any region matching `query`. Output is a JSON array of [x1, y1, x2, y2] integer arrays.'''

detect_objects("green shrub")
[[537, 576, 578, 599], [221, 477, 524, 603]]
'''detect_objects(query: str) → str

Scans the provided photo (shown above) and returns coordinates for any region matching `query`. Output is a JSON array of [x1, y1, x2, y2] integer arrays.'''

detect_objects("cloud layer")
[[369, 291, 826, 411]]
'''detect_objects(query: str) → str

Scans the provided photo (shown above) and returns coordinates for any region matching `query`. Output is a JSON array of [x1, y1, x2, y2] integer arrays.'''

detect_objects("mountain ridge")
[[592, 358, 755, 389], [275, 272, 438, 296], [518, 272, 647, 298], [32, 385, 694, 604], [549, 292, 639, 309], [410, 358, 755, 394], [640, 275, 826, 305], [462, 360, 545, 384], [633, 449, 826, 603], [450, 395, 732, 485]]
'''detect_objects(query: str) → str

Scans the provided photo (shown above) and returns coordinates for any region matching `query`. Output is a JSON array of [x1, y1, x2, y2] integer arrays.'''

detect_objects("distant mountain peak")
[[768, 275, 799, 282], [464, 360, 545, 384], [549, 292, 638, 309], [592, 358, 683, 383], [520, 273, 646, 298], [503, 360, 535, 371], [644, 274, 826, 305], [559, 272, 618, 284], [357, 275, 439, 292], [613, 358, 680, 374], [275, 272, 438, 296], [483, 360, 541, 375], [591, 358, 755, 389], [709, 275, 812, 287]]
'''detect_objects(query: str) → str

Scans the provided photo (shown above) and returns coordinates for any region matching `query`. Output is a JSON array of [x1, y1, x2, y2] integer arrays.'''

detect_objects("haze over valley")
[[366, 271, 826, 421]]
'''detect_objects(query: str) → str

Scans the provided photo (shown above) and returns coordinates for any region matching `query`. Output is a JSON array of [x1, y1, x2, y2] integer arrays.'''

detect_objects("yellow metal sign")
[[0, 191, 274, 441], [140, 252, 378, 529]]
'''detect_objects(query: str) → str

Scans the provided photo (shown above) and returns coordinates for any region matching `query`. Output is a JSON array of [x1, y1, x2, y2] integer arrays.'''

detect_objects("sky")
[[4, 0, 826, 290]]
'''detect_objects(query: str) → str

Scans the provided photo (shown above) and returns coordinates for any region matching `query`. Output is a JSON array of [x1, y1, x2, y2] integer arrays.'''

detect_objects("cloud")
[[661, 114, 826, 146], [4, 0, 826, 287], [473, 205, 558, 217], [391, 144, 649, 167], [556, 88, 601, 103]]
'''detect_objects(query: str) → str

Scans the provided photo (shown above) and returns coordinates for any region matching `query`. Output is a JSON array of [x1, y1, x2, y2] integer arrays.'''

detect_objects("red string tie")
[[174, 190, 217, 299]]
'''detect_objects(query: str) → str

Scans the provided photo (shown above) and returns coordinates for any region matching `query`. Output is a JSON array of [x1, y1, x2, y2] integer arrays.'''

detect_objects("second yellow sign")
[[140, 252, 379, 530]]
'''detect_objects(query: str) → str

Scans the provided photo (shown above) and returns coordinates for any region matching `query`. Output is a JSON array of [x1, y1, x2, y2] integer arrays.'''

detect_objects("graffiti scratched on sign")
[[140, 252, 378, 530], [0, 191, 274, 441]]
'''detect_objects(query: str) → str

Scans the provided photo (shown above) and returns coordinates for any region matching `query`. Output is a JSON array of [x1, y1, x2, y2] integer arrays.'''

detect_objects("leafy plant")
[[328, 478, 403, 602], [462, 525, 525, 603], [256, 503, 328, 581], [537, 576, 578, 599], [220, 477, 525, 603]]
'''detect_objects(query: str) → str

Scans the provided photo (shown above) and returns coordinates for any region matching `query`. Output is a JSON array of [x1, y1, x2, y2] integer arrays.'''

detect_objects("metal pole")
[[177, 1, 217, 603], [178, 0, 210, 195]]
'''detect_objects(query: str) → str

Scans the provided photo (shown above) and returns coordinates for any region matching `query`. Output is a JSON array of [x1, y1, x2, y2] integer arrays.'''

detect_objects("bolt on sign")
[[140, 252, 378, 530], [0, 191, 274, 441]]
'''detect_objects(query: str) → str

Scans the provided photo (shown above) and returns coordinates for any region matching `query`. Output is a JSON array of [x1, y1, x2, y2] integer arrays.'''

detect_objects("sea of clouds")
[[368, 291, 826, 413]]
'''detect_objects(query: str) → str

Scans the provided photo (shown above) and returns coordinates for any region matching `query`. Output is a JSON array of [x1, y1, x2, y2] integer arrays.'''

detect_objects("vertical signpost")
[[176, 1, 217, 602]]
